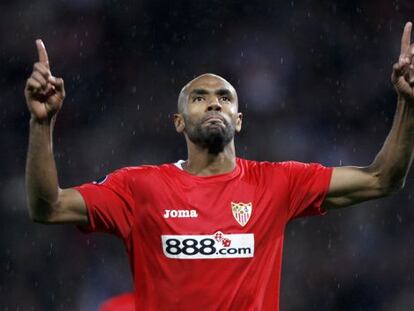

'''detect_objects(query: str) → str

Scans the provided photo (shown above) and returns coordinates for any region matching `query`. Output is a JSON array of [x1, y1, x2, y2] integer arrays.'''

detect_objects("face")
[[175, 74, 242, 154]]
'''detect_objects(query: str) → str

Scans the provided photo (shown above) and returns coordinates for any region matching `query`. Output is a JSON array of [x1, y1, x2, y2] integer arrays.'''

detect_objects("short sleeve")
[[74, 168, 135, 239], [283, 161, 333, 221]]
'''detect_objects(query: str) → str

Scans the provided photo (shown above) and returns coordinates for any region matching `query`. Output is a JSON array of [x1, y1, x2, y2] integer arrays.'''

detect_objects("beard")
[[184, 113, 236, 154]]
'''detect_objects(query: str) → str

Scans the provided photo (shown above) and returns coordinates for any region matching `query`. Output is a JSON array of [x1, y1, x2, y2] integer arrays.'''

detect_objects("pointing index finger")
[[36, 39, 50, 69], [400, 22, 412, 55]]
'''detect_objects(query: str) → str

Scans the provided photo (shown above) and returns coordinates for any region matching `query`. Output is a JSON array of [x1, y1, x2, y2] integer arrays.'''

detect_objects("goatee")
[[184, 115, 235, 154]]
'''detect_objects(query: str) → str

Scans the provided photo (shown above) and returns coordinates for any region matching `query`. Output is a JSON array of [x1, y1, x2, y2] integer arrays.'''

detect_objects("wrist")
[[398, 94, 414, 106], [396, 96, 414, 123], [30, 115, 56, 127]]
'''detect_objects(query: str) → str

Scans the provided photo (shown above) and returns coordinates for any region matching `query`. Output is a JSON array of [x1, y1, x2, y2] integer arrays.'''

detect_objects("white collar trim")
[[174, 160, 186, 170]]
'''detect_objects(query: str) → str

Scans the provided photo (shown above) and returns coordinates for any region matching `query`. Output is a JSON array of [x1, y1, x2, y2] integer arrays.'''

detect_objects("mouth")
[[205, 118, 224, 123], [203, 118, 225, 129], [203, 114, 225, 124]]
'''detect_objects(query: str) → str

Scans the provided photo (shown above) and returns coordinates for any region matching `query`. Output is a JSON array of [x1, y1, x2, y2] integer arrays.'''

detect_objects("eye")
[[193, 96, 205, 102], [220, 96, 230, 102]]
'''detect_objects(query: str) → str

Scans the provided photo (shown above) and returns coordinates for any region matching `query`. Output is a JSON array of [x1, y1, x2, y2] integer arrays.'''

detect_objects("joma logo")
[[163, 209, 198, 219]]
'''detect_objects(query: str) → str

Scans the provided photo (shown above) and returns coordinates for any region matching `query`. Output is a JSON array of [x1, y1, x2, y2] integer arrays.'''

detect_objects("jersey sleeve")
[[282, 161, 333, 221], [74, 168, 135, 239]]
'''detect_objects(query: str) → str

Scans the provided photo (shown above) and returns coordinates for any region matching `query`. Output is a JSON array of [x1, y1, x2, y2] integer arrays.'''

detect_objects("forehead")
[[186, 75, 236, 94]]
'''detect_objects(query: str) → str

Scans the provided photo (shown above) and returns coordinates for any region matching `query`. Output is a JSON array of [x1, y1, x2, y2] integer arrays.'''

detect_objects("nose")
[[207, 98, 222, 111]]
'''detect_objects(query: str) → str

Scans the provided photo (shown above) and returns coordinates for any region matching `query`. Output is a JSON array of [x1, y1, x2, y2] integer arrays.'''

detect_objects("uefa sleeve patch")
[[161, 231, 254, 259], [93, 175, 108, 185]]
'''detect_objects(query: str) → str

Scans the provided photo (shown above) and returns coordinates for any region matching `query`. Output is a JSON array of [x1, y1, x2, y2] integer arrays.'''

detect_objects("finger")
[[400, 22, 412, 55], [410, 44, 414, 65], [393, 61, 409, 78], [393, 61, 414, 87], [36, 39, 50, 69], [45, 87, 57, 99], [32, 71, 48, 88], [33, 62, 51, 77], [399, 54, 411, 67], [26, 77, 42, 91], [48, 76, 65, 94], [410, 44, 414, 71], [409, 72, 414, 85], [392, 61, 410, 87], [403, 44, 414, 85], [409, 46, 414, 84], [398, 42, 413, 67]]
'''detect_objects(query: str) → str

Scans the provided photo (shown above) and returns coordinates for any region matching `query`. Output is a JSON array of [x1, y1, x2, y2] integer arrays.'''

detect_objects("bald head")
[[177, 73, 238, 114]]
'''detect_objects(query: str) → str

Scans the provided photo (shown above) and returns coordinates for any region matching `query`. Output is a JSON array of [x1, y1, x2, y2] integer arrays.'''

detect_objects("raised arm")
[[25, 40, 87, 224], [323, 22, 414, 209]]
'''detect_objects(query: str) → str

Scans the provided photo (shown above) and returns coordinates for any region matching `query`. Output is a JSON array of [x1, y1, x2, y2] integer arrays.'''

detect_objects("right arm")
[[25, 39, 88, 224]]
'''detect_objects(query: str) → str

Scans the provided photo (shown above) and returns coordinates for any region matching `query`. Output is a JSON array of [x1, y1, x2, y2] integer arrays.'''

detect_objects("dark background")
[[1, 0, 414, 310]]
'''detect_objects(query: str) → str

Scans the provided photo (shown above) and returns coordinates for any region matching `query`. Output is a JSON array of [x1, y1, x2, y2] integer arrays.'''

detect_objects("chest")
[[134, 176, 288, 236], [131, 174, 288, 261]]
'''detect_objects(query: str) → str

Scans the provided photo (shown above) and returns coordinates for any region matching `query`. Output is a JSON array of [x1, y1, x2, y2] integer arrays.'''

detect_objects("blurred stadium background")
[[1, 0, 414, 310]]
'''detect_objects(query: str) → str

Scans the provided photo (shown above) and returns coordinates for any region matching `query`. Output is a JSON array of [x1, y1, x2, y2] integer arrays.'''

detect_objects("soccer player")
[[25, 22, 414, 310]]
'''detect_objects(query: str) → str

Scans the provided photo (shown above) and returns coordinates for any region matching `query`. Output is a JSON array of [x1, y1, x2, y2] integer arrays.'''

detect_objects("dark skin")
[[25, 22, 414, 224], [174, 73, 242, 176]]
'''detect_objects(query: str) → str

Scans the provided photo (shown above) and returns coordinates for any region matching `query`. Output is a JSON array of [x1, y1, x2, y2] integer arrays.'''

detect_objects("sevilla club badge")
[[231, 202, 252, 227]]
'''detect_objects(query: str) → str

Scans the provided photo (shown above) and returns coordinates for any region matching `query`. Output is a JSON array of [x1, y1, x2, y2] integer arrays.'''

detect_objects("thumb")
[[48, 76, 65, 94], [391, 62, 408, 85]]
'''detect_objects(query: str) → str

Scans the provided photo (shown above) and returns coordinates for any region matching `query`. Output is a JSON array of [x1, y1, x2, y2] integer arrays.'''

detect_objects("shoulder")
[[113, 163, 175, 176], [97, 163, 176, 193], [236, 158, 292, 180], [240, 159, 324, 170], [237, 158, 327, 179], [237, 157, 292, 172]]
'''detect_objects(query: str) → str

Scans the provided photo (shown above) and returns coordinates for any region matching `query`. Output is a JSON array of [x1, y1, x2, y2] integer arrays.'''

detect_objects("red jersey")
[[99, 292, 135, 311], [75, 158, 332, 311]]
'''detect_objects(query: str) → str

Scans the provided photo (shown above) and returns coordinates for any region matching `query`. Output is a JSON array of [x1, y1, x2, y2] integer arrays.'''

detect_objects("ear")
[[235, 112, 243, 133], [174, 113, 185, 133]]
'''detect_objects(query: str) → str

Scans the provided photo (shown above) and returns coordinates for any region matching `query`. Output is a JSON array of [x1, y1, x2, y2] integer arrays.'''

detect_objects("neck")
[[183, 139, 237, 176]]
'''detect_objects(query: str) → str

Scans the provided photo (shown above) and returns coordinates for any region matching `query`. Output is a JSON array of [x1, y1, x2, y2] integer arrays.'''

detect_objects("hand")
[[25, 40, 65, 122], [392, 22, 414, 102]]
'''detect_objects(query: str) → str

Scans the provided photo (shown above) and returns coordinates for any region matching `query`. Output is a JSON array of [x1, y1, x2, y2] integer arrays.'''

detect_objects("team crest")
[[231, 202, 252, 227]]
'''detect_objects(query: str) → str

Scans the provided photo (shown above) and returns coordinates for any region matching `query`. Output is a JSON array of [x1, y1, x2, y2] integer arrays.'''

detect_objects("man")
[[25, 22, 414, 310]]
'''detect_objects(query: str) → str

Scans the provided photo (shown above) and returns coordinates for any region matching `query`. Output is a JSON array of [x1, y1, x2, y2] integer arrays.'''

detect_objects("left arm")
[[323, 22, 414, 210]]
